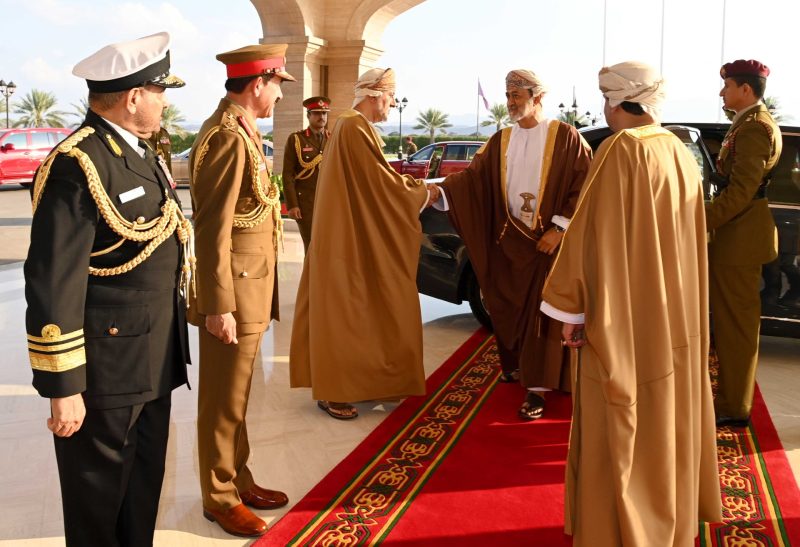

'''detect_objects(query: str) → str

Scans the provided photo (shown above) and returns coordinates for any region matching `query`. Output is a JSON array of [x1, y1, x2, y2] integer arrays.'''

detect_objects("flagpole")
[[476, 79, 480, 137], [718, 0, 727, 121]]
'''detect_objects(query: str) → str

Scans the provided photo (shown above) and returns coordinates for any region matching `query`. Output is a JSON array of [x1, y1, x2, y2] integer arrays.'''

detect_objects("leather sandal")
[[317, 400, 358, 420], [518, 392, 545, 421]]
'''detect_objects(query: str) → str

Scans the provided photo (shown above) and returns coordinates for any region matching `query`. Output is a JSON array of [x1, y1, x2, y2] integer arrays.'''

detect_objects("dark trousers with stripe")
[[53, 394, 172, 547]]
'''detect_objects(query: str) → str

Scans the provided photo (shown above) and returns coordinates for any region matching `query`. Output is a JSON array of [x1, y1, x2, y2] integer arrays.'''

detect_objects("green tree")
[[160, 104, 187, 137], [12, 89, 68, 127], [481, 103, 510, 132], [413, 108, 452, 143], [68, 97, 89, 128], [557, 110, 589, 128], [764, 96, 790, 123]]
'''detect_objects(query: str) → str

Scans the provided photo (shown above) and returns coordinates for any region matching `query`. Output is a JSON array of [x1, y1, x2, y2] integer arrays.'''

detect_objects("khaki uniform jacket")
[[282, 127, 328, 213], [188, 98, 280, 334], [706, 103, 782, 265]]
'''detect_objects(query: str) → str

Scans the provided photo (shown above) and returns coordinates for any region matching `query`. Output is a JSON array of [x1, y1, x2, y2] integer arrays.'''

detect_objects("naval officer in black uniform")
[[24, 31, 192, 546]]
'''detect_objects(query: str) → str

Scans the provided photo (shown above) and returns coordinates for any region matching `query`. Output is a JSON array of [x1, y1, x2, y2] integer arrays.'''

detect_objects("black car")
[[417, 123, 800, 338]]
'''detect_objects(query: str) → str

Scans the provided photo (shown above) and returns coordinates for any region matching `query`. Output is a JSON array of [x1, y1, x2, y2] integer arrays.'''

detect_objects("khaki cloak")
[[442, 121, 591, 389], [289, 110, 428, 402], [542, 125, 722, 546]]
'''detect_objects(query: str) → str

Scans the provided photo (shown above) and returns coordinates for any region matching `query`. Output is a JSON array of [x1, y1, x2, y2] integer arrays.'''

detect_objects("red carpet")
[[258, 331, 800, 546]]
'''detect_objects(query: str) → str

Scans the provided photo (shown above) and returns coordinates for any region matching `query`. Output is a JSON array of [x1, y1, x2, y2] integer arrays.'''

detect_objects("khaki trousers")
[[197, 328, 264, 510], [709, 262, 762, 419]]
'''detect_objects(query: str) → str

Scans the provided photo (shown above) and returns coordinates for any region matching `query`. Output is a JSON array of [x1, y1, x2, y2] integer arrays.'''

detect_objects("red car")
[[388, 141, 484, 179], [0, 127, 71, 187]]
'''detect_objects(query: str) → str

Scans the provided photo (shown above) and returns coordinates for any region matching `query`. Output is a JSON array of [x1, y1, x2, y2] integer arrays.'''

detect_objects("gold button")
[[240, 271, 248, 278], [108, 327, 119, 336], [136, 216, 146, 224]]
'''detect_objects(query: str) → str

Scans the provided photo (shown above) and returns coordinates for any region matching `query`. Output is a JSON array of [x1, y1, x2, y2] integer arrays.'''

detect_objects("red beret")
[[720, 59, 770, 79]]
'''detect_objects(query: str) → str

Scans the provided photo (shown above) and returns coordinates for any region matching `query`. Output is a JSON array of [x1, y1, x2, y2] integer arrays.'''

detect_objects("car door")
[[761, 129, 800, 334], [403, 144, 435, 178], [25, 130, 57, 178], [438, 144, 468, 177], [0, 131, 30, 182]]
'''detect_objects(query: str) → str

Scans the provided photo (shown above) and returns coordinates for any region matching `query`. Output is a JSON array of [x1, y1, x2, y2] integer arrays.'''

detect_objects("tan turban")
[[599, 61, 665, 122], [505, 69, 547, 97], [352, 67, 396, 108]]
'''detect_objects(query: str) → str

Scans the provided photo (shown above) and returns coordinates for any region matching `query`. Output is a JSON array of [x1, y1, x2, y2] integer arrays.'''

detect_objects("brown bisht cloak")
[[541, 125, 722, 545], [441, 121, 591, 389], [289, 110, 429, 402]]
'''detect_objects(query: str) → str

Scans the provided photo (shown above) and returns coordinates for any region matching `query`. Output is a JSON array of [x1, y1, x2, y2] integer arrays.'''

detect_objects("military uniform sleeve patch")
[[27, 326, 86, 373]]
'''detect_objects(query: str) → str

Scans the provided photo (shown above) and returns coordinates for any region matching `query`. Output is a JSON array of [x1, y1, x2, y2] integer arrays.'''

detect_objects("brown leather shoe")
[[203, 503, 267, 537], [240, 484, 289, 510]]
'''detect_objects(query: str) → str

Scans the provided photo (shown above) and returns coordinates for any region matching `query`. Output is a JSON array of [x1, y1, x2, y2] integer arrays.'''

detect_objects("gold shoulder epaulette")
[[221, 112, 238, 132], [27, 325, 86, 373], [32, 127, 96, 213]]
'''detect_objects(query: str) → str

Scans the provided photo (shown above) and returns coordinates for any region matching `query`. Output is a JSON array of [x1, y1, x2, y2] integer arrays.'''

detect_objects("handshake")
[[425, 183, 442, 208]]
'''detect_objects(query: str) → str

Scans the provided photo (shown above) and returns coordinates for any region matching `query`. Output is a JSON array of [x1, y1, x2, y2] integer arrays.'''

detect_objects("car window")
[[443, 145, 467, 161], [768, 132, 800, 206], [30, 132, 52, 148], [51, 132, 68, 146], [411, 145, 434, 162], [4, 132, 27, 147], [466, 144, 481, 161]]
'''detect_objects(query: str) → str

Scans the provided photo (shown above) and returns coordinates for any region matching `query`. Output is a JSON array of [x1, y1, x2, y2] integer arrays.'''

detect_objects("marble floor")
[[0, 228, 798, 547]]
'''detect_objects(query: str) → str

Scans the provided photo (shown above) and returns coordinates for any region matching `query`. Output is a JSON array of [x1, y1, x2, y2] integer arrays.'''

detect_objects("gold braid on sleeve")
[[292, 134, 323, 180]]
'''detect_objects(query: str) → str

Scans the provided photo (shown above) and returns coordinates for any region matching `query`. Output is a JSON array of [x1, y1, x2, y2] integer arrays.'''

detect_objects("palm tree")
[[481, 103, 510, 132], [764, 96, 790, 123], [12, 89, 68, 127], [413, 108, 452, 144], [160, 104, 187, 137], [68, 98, 89, 128], [557, 110, 589, 128]]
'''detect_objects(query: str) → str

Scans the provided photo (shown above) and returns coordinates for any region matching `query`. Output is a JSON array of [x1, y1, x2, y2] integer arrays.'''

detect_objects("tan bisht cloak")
[[542, 125, 722, 546], [442, 121, 591, 389], [289, 109, 428, 402]]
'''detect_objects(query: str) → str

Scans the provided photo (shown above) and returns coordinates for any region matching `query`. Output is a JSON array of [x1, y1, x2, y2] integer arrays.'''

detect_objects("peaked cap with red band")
[[216, 44, 296, 82], [303, 96, 331, 112], [720, 59, 770, 79]]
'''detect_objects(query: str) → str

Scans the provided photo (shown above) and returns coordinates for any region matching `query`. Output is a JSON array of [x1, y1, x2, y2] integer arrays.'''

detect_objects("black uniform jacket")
[[24, 111, 190, 410]]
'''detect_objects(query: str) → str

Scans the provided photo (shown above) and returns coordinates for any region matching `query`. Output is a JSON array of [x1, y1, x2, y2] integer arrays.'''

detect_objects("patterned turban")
[[505, 69, 547, 97], [599, 61, 665, 123], [352, 68, 396, 108]]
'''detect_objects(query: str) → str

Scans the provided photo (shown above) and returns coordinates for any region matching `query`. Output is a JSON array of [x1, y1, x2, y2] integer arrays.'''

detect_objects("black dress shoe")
[[716, 416, 750, 428], [499, 369, 520, 383]]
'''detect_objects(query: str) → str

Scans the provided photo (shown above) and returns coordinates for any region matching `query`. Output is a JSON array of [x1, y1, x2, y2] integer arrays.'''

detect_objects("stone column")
[[263, 36, 383, 174]]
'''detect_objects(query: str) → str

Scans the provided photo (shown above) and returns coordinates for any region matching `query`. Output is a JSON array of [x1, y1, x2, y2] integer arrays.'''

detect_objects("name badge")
[[302, 147, 314, 152], [118, 186, 146, 204]]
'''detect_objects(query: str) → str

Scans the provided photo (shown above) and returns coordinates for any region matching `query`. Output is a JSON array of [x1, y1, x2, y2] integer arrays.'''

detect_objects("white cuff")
[[552, 215, 570, 230], [540, 300, 584, 324], [432, 188, 449, 211]]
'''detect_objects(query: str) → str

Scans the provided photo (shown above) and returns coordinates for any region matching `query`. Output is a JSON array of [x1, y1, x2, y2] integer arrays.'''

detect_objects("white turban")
[[599, 61, 665, 122], [505, 69, 547, 97], [352, 67, 396, 108]]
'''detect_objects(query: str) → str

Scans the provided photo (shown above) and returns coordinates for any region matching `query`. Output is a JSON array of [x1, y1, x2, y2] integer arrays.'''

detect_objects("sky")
[[1, 0, 797, 131]]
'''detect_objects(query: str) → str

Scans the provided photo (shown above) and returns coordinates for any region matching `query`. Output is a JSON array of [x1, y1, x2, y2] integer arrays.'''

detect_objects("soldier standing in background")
[[282, 96, 330, 251], [707, 59, 783, 428], [148, 125, 172, 173]]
